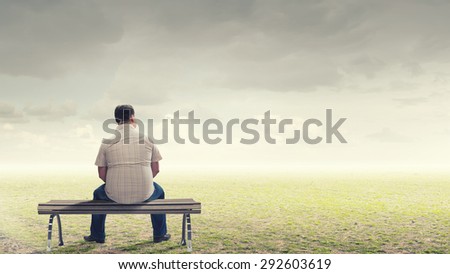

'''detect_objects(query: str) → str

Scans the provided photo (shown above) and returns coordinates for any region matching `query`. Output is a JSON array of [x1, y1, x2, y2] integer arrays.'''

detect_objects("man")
[[84, 104, 170, 243]]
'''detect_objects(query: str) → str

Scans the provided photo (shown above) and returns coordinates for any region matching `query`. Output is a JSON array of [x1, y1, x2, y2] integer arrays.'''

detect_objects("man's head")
[[114, 104, 135, 124]]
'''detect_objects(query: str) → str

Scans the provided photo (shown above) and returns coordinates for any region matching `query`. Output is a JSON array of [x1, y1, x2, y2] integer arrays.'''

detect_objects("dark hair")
[[114, 104, 135, 124]]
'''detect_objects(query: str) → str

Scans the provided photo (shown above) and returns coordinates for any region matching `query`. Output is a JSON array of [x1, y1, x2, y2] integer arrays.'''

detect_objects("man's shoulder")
[[101, 135, 120, 145], [138, 133, 156, 146]]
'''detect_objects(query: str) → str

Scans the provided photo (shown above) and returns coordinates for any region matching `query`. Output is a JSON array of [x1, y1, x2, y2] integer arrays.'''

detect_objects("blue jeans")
[[89, 182, 167, 241]]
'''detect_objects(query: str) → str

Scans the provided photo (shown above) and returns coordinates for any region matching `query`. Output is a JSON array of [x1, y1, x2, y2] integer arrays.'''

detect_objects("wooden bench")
[[37, 199, 201, 252]]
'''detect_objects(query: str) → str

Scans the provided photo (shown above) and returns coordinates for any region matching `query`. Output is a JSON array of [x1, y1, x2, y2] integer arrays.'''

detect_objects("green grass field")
[[0, 170, 448, 254]]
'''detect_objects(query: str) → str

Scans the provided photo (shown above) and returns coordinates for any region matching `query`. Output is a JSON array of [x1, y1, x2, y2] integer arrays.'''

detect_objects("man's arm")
[[98, 166, 108, 182], [151, 161, 159, 178]]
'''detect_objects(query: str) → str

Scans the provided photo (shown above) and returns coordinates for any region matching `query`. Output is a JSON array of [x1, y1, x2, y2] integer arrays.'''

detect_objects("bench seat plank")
[[38, 205, 200, 211], [38, 209, 201, 214], [38, 199, 201, 215]]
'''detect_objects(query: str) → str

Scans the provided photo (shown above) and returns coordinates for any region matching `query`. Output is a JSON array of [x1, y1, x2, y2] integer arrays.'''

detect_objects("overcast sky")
[[0, 0, 449, 172]]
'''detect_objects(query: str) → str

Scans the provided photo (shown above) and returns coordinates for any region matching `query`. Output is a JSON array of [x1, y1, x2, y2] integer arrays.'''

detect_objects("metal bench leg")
[[180, 213, 187, 246], [47, 214, 55, 252], [186, 214, 192, 252], [56, 214, 64, 246], [47, 214, 64, 252]]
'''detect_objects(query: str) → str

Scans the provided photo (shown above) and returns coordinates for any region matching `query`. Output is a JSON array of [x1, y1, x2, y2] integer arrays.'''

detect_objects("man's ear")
[[130, 115, 135, 123]]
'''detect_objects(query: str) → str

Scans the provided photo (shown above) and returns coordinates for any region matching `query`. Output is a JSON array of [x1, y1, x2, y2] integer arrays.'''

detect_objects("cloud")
[[0, 0, 123, 78], [393, 97, 429, 106], [2, 123, 14, 130], [0, 101, 28, 123], [24, 101, 77, 121], [73, 124, 95, 139], [0, 127, 49, 150], [105, 71, 170, 106], [91, 0, 450, 93], [4, 0, 450, 92], [110, 0, 372, 92], [365, 127, 410, 143]]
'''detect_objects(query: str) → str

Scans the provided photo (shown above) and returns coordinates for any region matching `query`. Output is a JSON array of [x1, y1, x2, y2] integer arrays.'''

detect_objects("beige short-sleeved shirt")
[[95, 124, 162, 204]]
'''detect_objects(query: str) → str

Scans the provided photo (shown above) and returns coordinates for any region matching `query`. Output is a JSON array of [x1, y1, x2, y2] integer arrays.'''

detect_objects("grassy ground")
[[0, 170, 448, 254]]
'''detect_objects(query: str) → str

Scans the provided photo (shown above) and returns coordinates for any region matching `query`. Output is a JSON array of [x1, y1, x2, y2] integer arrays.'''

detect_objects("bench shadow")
[[46, 240, 187, 254], [48, 242, 99, 254], [117, 240, 185, 254]]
